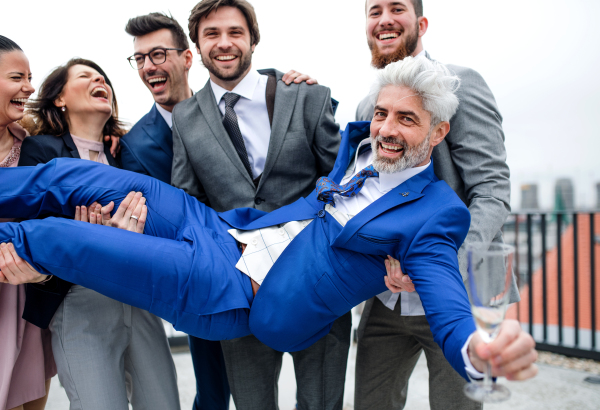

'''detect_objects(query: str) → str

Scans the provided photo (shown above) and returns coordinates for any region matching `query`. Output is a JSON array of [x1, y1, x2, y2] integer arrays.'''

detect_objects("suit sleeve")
[[355, 95, 374, 122], [120, 137, 149, 176], [18, 137, 52, 166], [170, 109, 210, 206], [447, 66, 511, 278], [309, 87, 340, 177], [400, 204, 476, 381]]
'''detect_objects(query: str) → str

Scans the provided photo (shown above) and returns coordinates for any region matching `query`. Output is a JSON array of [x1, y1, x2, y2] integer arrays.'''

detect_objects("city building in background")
[[521, 183, 540, 210]]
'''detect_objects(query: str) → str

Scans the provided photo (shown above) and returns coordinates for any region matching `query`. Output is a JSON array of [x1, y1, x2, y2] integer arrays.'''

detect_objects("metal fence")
[[503, 211, 600, 360]]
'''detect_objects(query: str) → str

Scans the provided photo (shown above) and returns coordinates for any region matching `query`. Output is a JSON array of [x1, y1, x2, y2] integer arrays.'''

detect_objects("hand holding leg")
[[383, 255, 414, 293]]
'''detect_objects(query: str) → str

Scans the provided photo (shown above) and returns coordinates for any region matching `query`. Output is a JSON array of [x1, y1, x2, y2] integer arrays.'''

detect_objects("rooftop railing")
[[504, 211, 600, 360]]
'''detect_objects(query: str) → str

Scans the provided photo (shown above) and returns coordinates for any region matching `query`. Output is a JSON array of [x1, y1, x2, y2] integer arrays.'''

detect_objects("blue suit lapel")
[[328, 121, 371, 183], [142, 104, 173, 157], [332, 162, 436, 248]]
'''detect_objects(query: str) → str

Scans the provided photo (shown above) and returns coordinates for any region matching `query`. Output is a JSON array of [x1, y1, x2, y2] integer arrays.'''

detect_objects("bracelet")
[[36, 275, 54, 284]]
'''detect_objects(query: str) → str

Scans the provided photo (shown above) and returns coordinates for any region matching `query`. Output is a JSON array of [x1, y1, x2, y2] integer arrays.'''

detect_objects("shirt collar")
[[155, 103, 173, 129], [7, 122, 27, 140], [355, 137, 431, 193], [210, 69, 261, 105]]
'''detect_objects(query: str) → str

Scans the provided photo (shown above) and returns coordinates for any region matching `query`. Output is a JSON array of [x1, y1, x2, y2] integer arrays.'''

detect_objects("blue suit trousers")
[[0, 159, 254, 341]]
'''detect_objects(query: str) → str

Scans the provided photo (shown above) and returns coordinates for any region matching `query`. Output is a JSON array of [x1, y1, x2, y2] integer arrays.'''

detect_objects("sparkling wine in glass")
[[464, 242, 515, 403]]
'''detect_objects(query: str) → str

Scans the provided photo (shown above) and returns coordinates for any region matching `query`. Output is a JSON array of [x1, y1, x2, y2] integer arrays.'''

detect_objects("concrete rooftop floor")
[[44, 340, 600, 410]]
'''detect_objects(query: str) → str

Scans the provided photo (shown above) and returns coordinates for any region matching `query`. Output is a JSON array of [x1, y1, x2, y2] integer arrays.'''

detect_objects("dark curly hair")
[[125, 12, 190, 50], [26, 58, 126, 137]]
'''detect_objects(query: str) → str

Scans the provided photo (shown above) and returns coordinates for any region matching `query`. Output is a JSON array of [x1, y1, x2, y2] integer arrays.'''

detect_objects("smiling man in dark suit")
[[170, 1, 346, 409]]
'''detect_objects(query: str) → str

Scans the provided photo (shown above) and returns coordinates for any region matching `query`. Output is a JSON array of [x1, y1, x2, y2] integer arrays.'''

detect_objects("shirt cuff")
[[462, 333, 485, 381]]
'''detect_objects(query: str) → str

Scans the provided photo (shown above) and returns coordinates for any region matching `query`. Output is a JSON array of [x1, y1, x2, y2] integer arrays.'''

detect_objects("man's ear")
[[430, 121, 450, 148], [251, 44, 256, 53], [418, 16, 428, 38], [184, 49, 194, 71]]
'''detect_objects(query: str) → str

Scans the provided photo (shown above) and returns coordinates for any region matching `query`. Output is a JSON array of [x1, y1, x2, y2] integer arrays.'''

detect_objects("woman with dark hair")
[[0, 35, 57, 410], [16, 58, 180, 410]]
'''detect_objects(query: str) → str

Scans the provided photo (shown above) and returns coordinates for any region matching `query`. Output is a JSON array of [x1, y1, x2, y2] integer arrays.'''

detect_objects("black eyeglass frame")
[[127, 47, 185, 70]]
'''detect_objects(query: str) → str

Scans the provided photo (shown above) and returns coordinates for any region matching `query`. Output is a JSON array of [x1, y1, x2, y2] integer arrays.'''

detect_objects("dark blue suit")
[[0, 122, 476, 380], [121, 103, 230, 409], [121, 104, 173, 183]]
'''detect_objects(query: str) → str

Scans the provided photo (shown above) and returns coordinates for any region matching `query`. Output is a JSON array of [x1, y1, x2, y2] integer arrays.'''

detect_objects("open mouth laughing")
[[147, 76, 167, 90], [91, 86, 109, 101], [376, 31, 400, 41], [214, 54, 238, 63], [10, 98, 28, 111], [379, 141, 405, 156]]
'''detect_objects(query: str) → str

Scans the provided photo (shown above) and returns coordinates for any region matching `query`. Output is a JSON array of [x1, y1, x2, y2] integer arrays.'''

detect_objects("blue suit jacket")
[[221, 122, 476, 379], [121, 104, 173, 183]]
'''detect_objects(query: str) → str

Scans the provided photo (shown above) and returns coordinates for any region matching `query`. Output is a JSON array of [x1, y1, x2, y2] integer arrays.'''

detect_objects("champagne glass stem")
[[484, 361, 493, 391]]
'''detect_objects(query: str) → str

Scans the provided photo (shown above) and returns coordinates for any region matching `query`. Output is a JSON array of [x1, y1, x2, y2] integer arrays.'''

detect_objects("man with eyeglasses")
[[121, 12, 233, 410]]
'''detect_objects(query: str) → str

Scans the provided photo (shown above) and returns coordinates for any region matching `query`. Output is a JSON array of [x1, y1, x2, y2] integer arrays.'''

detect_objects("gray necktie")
[[222, 92, 253, 178]]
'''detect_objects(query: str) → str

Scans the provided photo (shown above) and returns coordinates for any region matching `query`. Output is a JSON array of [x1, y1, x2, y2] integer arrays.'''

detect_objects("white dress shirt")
[[211, 70, 271, 178], [227, 136, 482, 378], [155, 103, 173, 129]]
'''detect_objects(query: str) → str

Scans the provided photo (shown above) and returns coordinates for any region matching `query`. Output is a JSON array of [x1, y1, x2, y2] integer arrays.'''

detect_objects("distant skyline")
[[3, 0, 599, 209]]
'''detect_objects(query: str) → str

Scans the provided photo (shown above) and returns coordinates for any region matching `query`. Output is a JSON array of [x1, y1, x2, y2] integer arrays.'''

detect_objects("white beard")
[[371, 131, 432, 174]]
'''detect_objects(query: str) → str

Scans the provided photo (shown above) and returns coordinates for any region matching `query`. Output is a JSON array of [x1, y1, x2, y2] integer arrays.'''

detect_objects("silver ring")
[[130, 215, 139, 221]]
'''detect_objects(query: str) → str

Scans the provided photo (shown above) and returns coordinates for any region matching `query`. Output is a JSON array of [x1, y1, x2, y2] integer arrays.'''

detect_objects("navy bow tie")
[[316, 164, 379, 205]]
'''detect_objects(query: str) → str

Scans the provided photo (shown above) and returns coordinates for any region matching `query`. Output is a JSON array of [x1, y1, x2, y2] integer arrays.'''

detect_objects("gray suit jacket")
[[356, 53, 518, 305], [171, 69, 340, 213]]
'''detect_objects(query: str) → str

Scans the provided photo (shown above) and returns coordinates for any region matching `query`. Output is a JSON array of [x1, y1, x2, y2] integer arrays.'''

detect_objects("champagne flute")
[[463, 241, 515, 403]]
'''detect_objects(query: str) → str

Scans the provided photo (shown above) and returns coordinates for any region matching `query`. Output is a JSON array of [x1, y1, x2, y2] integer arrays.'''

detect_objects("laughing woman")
[[0, 36, 57, 410], [17, 58, 180, 410]]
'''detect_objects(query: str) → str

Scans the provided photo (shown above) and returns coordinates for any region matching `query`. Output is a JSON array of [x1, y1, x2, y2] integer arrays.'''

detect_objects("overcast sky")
[[4, 0, 599, 210]]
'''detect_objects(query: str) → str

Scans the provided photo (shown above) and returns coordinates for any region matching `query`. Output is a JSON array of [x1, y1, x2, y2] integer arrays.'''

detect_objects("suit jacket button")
[[254, 197, 264, 205], [318, 210, 326, 218]]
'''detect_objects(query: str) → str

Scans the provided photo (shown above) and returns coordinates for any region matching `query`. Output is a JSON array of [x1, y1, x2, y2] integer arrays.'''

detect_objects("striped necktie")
[[222, 92, 253, 178]]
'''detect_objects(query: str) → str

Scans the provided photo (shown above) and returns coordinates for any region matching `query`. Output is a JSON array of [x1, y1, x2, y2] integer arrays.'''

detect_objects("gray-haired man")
[[355, 1, 515, 409]]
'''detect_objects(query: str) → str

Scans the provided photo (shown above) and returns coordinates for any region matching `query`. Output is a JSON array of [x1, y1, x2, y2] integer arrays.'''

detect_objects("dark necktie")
[[222, 92, 253, 178], [316, 164, 379, 205]]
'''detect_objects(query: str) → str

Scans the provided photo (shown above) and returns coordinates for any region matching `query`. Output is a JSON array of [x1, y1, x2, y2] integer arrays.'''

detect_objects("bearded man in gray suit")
[[170, 1, 347, 409], [354, 1, 515, 409]]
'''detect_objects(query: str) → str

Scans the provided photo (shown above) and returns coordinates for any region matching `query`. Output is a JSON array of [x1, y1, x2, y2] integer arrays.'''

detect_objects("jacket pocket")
[[314, 272, 353, 317], [357, 233, 400, 245]]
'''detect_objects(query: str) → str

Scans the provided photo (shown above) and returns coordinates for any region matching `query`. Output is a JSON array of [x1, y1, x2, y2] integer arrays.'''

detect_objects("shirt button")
[[252, 238, 258, 246], [318, 210, 326, 218], [278, 228, 285, 236]]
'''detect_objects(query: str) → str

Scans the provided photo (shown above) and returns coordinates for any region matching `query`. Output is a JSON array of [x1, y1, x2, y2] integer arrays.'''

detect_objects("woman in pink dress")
[[0, 36, 57, 410]]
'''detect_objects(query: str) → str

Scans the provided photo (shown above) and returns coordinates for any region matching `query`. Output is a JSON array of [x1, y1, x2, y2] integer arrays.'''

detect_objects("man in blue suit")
[[0, 57, 538, 384]]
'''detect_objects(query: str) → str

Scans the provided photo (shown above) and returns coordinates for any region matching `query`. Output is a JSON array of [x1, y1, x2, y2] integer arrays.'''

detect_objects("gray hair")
[[369, 56, 461, 126]]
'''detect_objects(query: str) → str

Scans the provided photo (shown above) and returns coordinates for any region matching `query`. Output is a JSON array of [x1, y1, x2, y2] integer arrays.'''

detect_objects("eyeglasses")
[[127, 48, 185, 70]]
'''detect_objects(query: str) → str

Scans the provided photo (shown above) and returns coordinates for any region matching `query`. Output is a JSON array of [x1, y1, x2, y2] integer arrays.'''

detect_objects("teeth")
[[215, 55, 236, 61], [10, 98, 28, 103], [381, 143, 402, 151], [148, 77, 166, 84], [91, 87, 108, 98], [379, 33, 399, 40]]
